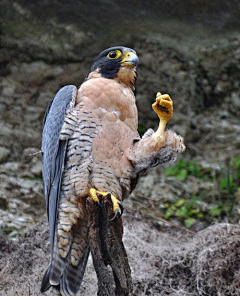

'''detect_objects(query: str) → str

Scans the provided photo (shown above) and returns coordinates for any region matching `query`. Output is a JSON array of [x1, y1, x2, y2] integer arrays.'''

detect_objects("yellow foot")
[[152, 93, 173, 147], [88, 188, 123, 221], [152, 92, 173, 122]]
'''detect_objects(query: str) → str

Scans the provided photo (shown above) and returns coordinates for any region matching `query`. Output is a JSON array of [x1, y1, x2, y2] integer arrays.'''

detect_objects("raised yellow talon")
[[152, 93, 173, 147], [152, 92, 173, 122], [88, 188, 123, 220]]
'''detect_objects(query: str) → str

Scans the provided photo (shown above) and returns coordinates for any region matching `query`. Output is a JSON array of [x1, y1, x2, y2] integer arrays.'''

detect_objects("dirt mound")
[[1, 213, 240, 295], [154, 223, 240, 295]]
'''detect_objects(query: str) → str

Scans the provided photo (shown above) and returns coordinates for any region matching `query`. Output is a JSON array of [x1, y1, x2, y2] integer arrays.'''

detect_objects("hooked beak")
[[121, 51, 139, 68]]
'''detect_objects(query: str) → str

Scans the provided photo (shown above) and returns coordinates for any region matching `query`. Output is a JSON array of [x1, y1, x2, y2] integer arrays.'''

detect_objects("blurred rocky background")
[[0, 0, 240, 295]]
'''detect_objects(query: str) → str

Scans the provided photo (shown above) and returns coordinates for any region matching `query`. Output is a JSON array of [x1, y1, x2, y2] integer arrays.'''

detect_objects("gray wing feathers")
[[41, 85, 77, 253], [48, 142, 67, 254], [41, 85, 91, 295]]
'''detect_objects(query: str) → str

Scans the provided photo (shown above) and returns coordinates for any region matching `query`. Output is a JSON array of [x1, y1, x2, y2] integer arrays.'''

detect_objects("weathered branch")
[[87, 196, 133, 296]]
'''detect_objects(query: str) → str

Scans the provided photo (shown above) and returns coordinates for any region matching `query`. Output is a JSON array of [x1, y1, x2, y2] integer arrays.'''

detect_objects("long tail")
[[41, 245, 90, 295], [41, 218, 90, 296]]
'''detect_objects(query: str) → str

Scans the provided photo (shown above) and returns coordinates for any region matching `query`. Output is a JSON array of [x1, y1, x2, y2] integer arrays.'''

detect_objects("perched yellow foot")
[[88, 188, 123, 221], [152, 92, 173, 147]]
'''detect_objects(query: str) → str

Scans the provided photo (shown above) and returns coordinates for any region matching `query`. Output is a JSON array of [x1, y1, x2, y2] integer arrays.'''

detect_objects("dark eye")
[[109, 51, 117, 58], [107, 50, 122, 60]]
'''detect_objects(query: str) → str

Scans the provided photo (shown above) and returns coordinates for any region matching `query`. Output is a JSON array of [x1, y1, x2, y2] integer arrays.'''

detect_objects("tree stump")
[[86, 195, 133, 296]]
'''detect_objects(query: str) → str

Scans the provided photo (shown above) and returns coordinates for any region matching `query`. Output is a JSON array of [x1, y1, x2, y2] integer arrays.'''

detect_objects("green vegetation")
[[21, 177, 43, 182], [163, 158, 240, 228], [138, 124, 147, 134], [163, 196, 204, 228], [165, 159, 213, 181]]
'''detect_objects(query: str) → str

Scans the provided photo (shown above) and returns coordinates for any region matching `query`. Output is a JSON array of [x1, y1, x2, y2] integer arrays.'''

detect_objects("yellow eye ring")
[[107, 50, 122, 60]]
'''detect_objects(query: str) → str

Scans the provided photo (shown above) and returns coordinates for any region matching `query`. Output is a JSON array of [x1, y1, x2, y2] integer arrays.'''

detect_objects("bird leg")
[[152, 92, 173, 148], [88, 188, 123, 221]]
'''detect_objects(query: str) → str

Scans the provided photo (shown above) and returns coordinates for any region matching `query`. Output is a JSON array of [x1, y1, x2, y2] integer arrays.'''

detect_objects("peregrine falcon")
[[40, 46, 185, 295]]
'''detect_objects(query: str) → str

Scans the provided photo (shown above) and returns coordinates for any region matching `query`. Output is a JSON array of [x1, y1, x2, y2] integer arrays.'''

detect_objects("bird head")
[[87, 46, 139, 90]]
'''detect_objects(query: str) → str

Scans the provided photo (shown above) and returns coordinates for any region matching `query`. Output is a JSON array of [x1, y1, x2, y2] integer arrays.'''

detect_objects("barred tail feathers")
[[41, 225, 89, 295]]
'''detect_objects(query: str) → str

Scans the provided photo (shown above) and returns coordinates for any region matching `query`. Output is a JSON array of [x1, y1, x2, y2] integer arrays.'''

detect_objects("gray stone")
[[0, 147, 10, 163]]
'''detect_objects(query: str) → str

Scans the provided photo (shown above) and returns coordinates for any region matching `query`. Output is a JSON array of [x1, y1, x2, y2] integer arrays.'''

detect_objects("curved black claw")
[[119, 202, 124, 215], [96, 192, 104, 207], [109, 202, 124, 222]]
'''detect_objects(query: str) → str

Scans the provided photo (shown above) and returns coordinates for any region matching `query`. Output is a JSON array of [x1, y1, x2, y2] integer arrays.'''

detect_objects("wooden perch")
[[86, 196, 133, 296]]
